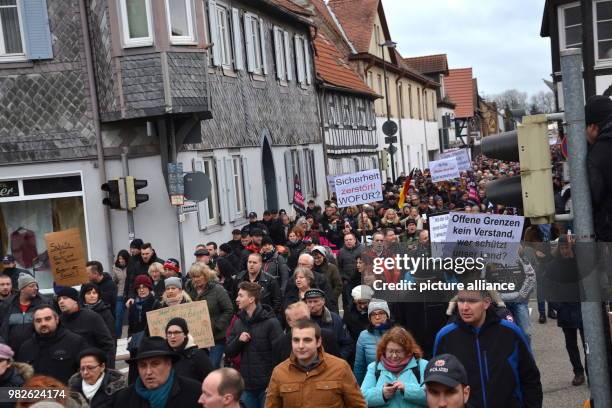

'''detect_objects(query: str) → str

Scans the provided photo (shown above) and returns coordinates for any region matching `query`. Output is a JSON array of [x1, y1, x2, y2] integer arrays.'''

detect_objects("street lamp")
[[380, 40, 397, 180]]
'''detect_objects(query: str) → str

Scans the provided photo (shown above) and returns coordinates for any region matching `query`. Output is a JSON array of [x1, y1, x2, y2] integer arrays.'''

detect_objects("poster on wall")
[[44, 228, 88, 287]]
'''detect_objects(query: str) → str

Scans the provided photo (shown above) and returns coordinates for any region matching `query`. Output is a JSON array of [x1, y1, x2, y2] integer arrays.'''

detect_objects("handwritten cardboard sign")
[[44, 228, 88, 286], [146, 300, 215, 348]]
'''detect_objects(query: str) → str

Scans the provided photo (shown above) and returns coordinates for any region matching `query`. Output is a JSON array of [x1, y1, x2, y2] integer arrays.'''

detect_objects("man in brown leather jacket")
[[265, 319, 366, 408]]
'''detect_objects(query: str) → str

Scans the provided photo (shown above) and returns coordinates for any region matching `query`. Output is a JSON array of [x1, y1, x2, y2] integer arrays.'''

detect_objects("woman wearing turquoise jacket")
[[354, 299, 393, 384], [360, 326, 428, 408]]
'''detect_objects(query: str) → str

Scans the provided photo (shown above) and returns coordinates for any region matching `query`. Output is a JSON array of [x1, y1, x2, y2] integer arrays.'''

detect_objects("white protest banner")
[[430, 157, 460, 183], [334, 169, 383, 208], [444, 212, 524, 266], [440, 148, 472, 172], [429, 213, 450, 258]]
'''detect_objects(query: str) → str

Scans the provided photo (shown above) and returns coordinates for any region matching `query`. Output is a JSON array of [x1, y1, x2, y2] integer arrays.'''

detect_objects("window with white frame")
[[303, 149, 317, 198], [0, 175, 89, 291], [357, 99, 365, 127], [558, 2, 582, 50], [285, 150, 301, 202], [119, 0, 154, 47], [377, 74, 383, 113], [215, 4, 232, 67], [0, 0, 24, 59], [195, 157, 221, 229], [244, 13, 266, 74], [166, 0, 196, 44], [595, 0, 612, 62], [327, 94, 337, 125], [231, 156, 245, 217]]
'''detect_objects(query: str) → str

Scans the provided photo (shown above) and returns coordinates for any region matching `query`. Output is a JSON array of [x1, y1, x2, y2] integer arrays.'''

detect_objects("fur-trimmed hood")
[[12, 362, 34, 381], [68, 369, 127, 396]]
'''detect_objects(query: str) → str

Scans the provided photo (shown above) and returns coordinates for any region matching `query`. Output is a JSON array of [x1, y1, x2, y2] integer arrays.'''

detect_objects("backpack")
[[374, 359, 422, 384]]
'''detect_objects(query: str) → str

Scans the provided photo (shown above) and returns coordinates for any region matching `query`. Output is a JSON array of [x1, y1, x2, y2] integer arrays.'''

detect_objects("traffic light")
[[481, 114, 555, 224], [101, 179, 124, 210], [126, 176, 149, 210]]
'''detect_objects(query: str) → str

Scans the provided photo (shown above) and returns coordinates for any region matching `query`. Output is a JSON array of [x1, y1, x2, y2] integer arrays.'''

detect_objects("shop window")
[[0, 174, 88, 291]]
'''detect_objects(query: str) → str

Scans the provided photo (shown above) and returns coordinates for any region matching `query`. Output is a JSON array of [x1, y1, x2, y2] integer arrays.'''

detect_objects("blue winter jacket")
[[360, 358, 428, 408], [354, 327, 387, 385]]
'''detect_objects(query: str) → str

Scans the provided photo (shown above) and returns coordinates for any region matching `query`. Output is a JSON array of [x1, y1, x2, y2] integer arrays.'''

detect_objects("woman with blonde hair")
[[357, 211, 375, 241], [184, 262, 233, 368], [361, 326, 428, 407], [381, 208, 403, 236], [146, 262, 165, 300]]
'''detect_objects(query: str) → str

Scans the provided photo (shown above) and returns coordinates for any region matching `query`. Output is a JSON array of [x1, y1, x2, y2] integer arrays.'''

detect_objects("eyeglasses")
[[166, 330, 184, 337], [80, 365, 101, 373], [385, 349, 406, 357]]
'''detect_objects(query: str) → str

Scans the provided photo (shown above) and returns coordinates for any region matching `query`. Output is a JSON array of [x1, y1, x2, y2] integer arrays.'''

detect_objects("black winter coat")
[[96, 274, 118, 317], [172, 336, 214, 383], [69, 369, 126, 408], [61, 309, 115, 366], [262, 251, 290, 295], [286, 240, 306, 272], [225, 304, 283, 390], [311, 308, 353, 361], [588, 121, 612, 241], [0, 294, 49, 352], [337, 244, 365, 281], [112, 374, 201, 408], [127, 294, 161, 336], [433, 309, 543, 408], [342, 303, 370, 341], [124, 255, 164, 299], [82, 301, 115, 339], [233, 271, 282, 316], [17, 326, 88, 384]]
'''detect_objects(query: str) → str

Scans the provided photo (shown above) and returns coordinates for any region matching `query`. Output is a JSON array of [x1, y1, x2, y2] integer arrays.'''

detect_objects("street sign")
[[168, 163, 184, 195], [181, 203, 198, 214], [382, 120, 398, 136], [170, 195, 184, 206], [384, 136, 398, 144], [184, 171, 212, 202]]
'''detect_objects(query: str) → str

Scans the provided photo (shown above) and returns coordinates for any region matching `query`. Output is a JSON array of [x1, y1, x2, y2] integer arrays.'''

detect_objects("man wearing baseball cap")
[[424, 354, 471, 408], [1, 254, 31, 290]]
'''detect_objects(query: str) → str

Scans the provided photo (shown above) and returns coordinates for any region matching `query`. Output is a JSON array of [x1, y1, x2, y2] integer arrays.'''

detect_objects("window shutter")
[[283, 31, 292, 81], [259, 17, 268, 75], [231, 8, 244, 70], [284, 150, 294, 203], [294, 35, 304, 84], [304, 37, 312, 85], [192, 159, 209, 230], [20, 0, 53, 60], [273, 26, 283, 80], [309, 149, 317, 197], [244, 14, 255, 72], [241, 156, 253, 214], [215, 158, 227, 224], [224, 157, 237, 221], [207, 0, 221, 66]]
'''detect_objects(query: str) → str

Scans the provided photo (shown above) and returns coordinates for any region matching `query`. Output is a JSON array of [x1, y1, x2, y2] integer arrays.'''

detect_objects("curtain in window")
[[0, 0, 23, 53], [169, 0, 189, 36], [126, 0, 149, 39]]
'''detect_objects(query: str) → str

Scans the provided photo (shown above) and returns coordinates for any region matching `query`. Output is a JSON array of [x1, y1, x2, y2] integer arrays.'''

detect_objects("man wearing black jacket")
[[433, 289, 542, 408], [234, 253, 281, 316], [86, 260, 117, 317], [0, 274, 48, 352], [57, 287, 116, 368], [17, 305, 88, 384], [125, 242, 164, 301]]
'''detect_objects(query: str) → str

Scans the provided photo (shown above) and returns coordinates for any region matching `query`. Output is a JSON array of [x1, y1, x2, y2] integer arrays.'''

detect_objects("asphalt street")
[[530, 304, 590, 408]]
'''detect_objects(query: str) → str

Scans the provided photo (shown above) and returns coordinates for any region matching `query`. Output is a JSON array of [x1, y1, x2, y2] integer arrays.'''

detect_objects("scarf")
[[165, 294, 182, 307], [135, 369, 175, 408], [381, 355, 411, 374], [262, 249, 276, 262], [82, 300, 103, 311], [82, 372, 105, 401]]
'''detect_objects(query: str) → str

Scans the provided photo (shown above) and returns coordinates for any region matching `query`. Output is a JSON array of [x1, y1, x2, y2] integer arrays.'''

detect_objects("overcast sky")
[[383, 0, 551, 97]]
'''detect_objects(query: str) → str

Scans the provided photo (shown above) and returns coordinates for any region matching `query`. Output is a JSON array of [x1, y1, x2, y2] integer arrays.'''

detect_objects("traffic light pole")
[[560, 48, 611, 407], [121, 148, 136, 242]]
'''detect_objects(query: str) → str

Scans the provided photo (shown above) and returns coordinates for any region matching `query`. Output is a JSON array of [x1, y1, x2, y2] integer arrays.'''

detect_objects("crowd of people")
[[0, 142, 601, 408]]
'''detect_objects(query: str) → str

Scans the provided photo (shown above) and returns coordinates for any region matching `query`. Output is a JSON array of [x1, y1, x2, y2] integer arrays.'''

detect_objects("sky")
[[382, 0, 551, 97]]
